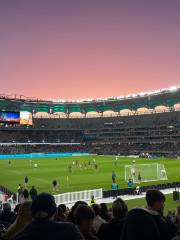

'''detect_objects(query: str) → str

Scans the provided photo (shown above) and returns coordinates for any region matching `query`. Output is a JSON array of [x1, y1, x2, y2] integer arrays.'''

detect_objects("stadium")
[[0, 86, 180, 202], [1, 1, 180, 238], [0, 87, 180, 239]]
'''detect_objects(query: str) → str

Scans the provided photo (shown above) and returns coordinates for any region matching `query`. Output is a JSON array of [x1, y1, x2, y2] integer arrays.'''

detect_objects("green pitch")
[[108, 193, 180, 215], [0, 156, 179, 194]]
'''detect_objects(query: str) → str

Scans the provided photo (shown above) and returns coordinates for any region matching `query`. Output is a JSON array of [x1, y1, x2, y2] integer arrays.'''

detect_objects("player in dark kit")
[[138, 172, 142, 182], [95, 163, 98, 170], [29, 186, 38, 201], [112, 171, 116, 182], [52, 179, 58, 192], [24, 176, 29, 187], [68, 164, 72, 173]]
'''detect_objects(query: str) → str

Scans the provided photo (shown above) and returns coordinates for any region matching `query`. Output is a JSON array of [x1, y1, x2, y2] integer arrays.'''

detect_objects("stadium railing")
[[54, 188, 103, 205]]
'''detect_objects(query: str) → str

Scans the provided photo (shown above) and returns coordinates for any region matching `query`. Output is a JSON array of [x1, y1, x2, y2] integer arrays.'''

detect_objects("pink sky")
[[0, 1, 180, 100]]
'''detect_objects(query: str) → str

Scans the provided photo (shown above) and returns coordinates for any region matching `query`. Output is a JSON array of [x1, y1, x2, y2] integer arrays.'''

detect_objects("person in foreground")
[[98, 198, 128, 240], [74, 204, 98, 240], [13, 193, 84, 240], [2, 201, 32, 240], [121, 189, 177, 240]]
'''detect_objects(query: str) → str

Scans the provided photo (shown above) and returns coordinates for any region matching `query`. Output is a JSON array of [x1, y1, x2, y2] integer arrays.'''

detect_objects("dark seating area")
[[0, 189, 180, 240], [0, 111, 180, 156]]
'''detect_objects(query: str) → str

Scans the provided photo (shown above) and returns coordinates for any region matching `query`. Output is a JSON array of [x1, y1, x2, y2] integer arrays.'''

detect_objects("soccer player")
[[138, 172, 142, 182], [66, 175, 69, 186], [29, 158, 33, 166], [83, 162, 87, 169], [114, 157, 118, 167], [34, 163, 38, 168], [127, 179, 134, 194], [112, 170, 116, 182], [75, 160, 78, 167], [160, 169, 166, 178], [52, 179, 58, 192], [24, 176, 29, 187], [68, 164, 72, 173], [131, 167, 136, 179], [8, 160, 11, 166]]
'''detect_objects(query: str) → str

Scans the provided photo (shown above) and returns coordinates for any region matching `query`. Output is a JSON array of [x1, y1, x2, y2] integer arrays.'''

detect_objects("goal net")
[[124, 163, 168, 183]]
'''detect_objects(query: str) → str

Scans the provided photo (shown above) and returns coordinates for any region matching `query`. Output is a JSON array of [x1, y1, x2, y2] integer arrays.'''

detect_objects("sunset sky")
[[0, 0, 180, 100]]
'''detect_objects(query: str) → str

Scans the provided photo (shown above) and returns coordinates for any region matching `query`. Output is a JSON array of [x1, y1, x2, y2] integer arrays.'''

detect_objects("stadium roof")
[[0, 86, 180, 114]]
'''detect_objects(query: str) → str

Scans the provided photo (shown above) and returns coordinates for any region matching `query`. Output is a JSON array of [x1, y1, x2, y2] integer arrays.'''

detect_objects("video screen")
[[20, 111, 33, 125], [0, 111, 20, 123]]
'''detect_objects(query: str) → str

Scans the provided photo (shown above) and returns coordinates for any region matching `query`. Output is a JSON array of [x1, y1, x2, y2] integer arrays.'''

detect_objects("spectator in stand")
[[29, 186, 37, 201], [91, 204, 106, 233], [2, 201, 32, 240], [0, 203, 16, 228], [55, 204, 67, 222], [171, 207, 180, 240], [145, 190, 177, 240], [13, 193, 84, 240], [67, 201, 88, 223], [99, 203, 111, 222], [121, 189, 177, 240], [98, 198, 128, 240], [172, 234, 180, 240], [55, 206, 64, 222], [58, 204, 67, 217], [13, 204, 21, 216], [74, 204, 97, 240]]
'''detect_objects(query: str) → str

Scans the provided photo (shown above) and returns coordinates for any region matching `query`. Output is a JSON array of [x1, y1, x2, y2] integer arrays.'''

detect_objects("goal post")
[[124, 163, 168, 183]]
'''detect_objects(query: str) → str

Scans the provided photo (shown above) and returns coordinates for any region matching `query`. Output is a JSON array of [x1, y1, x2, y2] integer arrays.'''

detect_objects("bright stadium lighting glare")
[[139, 92, 146, 97], [169, 86, 177, 92]]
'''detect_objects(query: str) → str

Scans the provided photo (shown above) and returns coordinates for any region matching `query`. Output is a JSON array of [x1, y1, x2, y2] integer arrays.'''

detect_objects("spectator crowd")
[[0, 189, 180, 240]]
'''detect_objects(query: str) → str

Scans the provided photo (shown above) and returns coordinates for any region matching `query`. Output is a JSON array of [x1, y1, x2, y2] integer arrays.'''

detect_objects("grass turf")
[[106, 193, 180, 215], [0, 155, 180, 194]]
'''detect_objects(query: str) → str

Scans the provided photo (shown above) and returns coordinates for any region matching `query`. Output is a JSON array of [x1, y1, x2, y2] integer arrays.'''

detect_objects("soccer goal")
[[124, 163, 168, 183]]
